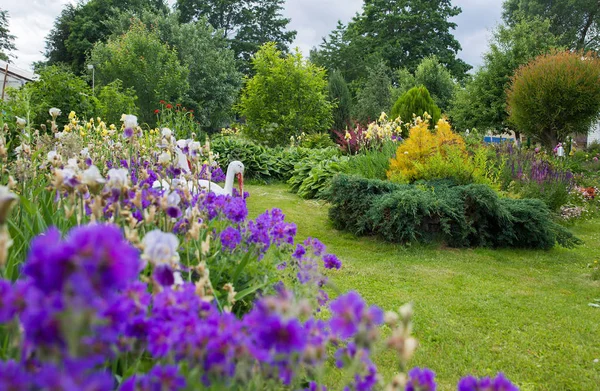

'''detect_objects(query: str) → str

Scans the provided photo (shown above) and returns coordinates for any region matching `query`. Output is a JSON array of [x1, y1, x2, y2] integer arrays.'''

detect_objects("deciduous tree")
[[449, 17, 559, 133], [89, 22, 188, 125], [238, 43, 333, 146], [503, 0, 600, 50], [507, 50, 600, 148], [44, 0, 167, 73], [175, 0, 296, 72]]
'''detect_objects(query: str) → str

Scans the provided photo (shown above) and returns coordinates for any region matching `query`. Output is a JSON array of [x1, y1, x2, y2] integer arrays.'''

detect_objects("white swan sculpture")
[[153, 159, 244, 197]]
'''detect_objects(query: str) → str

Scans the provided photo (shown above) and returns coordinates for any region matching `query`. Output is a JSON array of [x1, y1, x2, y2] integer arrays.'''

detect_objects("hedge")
[[327, 175, 581, 249]]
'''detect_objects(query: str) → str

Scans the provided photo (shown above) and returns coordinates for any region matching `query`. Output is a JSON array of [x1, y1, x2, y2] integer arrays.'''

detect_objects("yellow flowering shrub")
[[387, 118, 482, 184]]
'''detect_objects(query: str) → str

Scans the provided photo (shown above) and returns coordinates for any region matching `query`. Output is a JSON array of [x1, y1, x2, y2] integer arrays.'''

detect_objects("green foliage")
[[107, 11, 242, 131], [328, 70, 352, 130], [391, 86, 441, 125], [89, 21, 189, 126], [294, 157, 350, 199], [288, 157, 349, 200], [96, 80, 138, 125], [311, 0, 471, 88], [299, 133, 336, 149], [328, 174, 580, 249], [507, 50, 600, 148], [44, 0, 167, 73], [413, 56, 456, 112], [155, 102, 200, 140], [309, 21, 382, 90], [238, 43, 333, 147], [449, 17, 559, 133], [346, 141, 398, 180], [503, 0, 600, 50], [6, 65, 98, 128], [173, 20, 241, 130], [391, 68, 416, 103], [211, 136, 277, 180], [353, 62, 392, 123], [211, 135, 335, 182], [0, 9, 16, 62], [175, 0, 296, 72]]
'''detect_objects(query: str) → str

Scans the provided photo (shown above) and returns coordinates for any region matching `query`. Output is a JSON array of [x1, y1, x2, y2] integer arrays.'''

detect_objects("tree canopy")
[[89, 21, 189, 126], [503, 0, 600, 50], [449, 17, 559, 133], [175, 0, 296, 72], [312, 0, 471, 85], [107, 10, 242, 130], [44, 0, 167, 73], [507, 50, 600, 148], [393, 56, 456, 112], [353, 62, 392, 123]]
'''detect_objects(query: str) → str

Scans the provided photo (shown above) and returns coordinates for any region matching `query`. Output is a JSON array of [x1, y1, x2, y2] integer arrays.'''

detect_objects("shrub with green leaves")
[[238, 43, 333, 147], [6, 65, 98, 128], [295, 156, 349, 199], [328, 174, 580, 249], [211, 136, 336, 183], [211, 136, 276, 180], [89, 20, 189, 126], [507, 50, 600, 149], [96, 80, 138, 125], [299, 132, 336, 149], [390, 86, 441, 127], [346, 141, 398, 180]]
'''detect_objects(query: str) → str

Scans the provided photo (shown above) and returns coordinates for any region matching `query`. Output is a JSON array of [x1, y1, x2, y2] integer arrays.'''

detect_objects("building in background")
[[0, 61, 37, 100], [585, 121, 600, 146]]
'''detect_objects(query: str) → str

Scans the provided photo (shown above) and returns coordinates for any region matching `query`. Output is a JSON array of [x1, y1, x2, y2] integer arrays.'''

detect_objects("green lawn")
[[245, 183, 600, 391]]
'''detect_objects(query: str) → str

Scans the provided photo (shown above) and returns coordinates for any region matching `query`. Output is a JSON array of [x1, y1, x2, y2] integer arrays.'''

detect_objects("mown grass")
[[246, 183, 600, 391]]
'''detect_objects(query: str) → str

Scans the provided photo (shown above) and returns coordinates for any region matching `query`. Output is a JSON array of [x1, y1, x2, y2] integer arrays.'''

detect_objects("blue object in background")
[[484, 136, 512, 144]]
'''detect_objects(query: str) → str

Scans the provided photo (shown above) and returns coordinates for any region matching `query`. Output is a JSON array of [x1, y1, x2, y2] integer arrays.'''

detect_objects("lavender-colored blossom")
[[305, 381, 328, 391], [0, 360, 30, 391], [255, 315, 306, 354], [406, 367, 437, 391], [323, 254, 342, 269], [148, 365, 186, 390], [224, 197, 248, 223], [220, 226, 242, 250], [458, 373, 519, 391], [329, 291, 383, 340], [293, 244, 306, 259], [305, 237, 326, 256]]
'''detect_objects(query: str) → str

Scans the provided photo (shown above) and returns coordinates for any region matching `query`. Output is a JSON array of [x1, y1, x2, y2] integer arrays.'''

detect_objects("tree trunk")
[[577, 8, 598, 50]]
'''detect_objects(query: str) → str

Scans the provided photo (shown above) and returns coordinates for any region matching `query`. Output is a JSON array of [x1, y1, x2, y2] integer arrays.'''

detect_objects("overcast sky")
[[5, 0, 504, 72]]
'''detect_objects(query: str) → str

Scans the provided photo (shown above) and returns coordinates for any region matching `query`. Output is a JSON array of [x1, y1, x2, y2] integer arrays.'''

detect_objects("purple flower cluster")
[[246, 208, 297, 255], [498, 144, 574, 190], [458, 373, 519, 391], [0, 221, 356, 390], [406, 367, 436, 391], [0, 222, 520, 391], [403, 369, 519, 391], [330, 291, 383, 341]]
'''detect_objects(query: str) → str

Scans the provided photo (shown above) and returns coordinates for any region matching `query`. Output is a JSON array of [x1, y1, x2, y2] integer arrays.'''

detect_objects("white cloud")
[[4, 0, 73, 71], [5, 0, 503, 72]]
